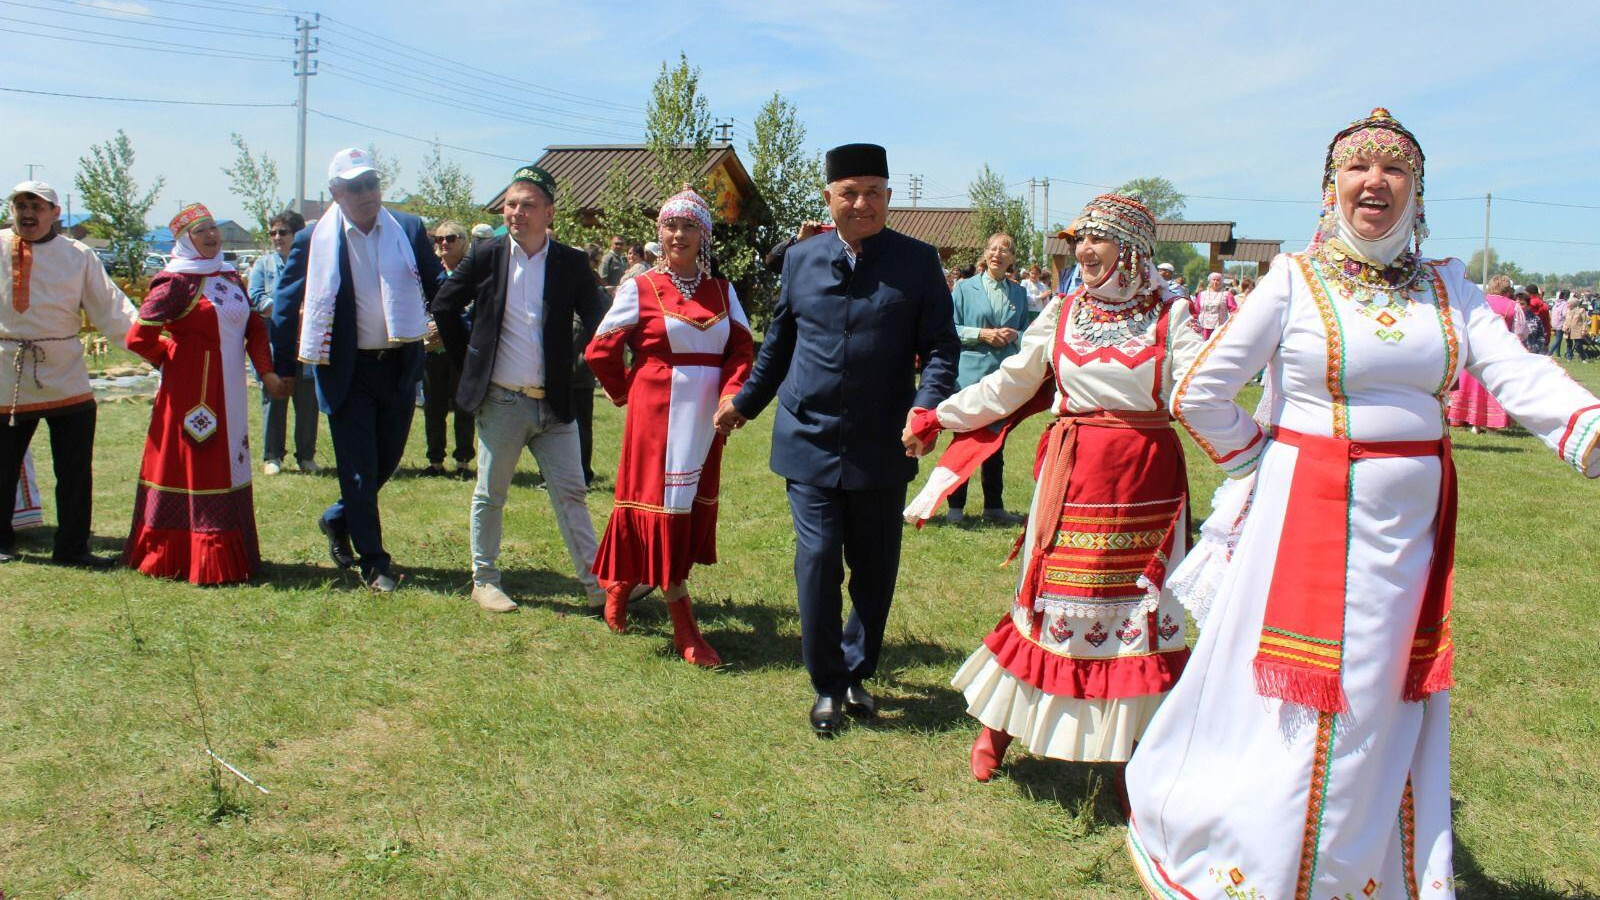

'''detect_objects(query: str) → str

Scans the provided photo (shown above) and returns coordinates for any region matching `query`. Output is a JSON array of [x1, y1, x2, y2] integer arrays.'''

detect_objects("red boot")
[[969, 727, 1013, 782], [603, 581, 636, 634], [667, 596, 721, 668]]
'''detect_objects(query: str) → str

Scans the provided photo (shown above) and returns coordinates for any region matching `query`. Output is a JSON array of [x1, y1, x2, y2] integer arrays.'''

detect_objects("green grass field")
[[2, 357, 1598, 899]]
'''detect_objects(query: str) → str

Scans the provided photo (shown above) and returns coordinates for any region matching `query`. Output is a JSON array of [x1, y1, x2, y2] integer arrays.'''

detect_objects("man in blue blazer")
[[271, 148, 445, 592], [716, 143, 960, 735]]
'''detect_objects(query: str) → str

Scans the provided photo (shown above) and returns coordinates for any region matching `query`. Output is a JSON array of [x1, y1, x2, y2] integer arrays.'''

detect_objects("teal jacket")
[[952, 273, 1028, 388]]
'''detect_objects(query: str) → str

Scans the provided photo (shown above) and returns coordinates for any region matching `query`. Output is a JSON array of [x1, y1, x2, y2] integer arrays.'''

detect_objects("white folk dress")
[[1125, 253, 1600, 899], [937, 293, 1205, 762]]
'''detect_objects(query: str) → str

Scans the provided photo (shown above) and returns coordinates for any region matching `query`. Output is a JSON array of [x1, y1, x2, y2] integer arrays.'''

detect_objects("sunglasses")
[[433, 235, 460, 245], [342, 175, 381, 194], [268, 229, 293, 237]]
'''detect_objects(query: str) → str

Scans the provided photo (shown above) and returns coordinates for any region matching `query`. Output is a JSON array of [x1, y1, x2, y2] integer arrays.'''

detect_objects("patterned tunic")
[[586, 272, 753, 588], [1127, 253, 1600, 899], [123, 270, 272, 584], [935, 290, 1205, 762]]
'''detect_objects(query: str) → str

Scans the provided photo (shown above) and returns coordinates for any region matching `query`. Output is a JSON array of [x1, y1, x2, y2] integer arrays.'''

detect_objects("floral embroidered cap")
[[168, 203, 214, 237], [656, 186, 716, 272]]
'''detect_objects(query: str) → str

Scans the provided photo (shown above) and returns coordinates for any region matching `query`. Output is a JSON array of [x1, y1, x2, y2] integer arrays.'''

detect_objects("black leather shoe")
[[52, 551, 116, 569], [810, 694, 844, 737], [844, 683, 878, 719], [367, 567, 400, 593], [318, 516, 356, 570], [0, 546, 16, 563]]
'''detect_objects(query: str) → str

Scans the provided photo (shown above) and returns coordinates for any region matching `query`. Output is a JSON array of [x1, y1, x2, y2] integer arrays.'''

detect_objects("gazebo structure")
[[884, 207, 984, 260], [1220, 238, 1285, 277]]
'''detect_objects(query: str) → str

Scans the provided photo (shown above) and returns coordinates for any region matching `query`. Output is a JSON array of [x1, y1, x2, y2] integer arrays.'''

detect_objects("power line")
[[318, 15, 643, 115], [0, 11, 286, 52], [1431, 235, 1600, 248], [318, 65, 640, 141], [139, 0, 299, 18], [305, 108, 524, 163], [0, 84, 291, 107], [13, 0, 289, 38], [0, 24, 289, 62], [1497, 196, 1600, 211], [317, 40, 645, 130]]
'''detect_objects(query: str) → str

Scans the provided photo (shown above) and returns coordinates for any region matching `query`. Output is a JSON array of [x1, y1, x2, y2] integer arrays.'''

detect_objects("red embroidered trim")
[[1294, 711, 1336, 900], [1400, 776, 1420, 900], [1556, 404, 1600, 461]]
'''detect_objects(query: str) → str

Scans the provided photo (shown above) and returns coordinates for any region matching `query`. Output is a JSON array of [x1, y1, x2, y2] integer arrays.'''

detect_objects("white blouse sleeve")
[[1447, 260, 1600, 475], [1162, 299, 1207, 407], [1171, 254, 1294, 478], [594, 275, 641, 338], [935, 295, 1060, 432]]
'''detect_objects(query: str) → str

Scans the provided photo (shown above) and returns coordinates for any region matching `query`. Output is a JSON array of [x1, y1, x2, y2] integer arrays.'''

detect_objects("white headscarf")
[[164, 229, 235, 276], [1330, 191, 1418, 267]]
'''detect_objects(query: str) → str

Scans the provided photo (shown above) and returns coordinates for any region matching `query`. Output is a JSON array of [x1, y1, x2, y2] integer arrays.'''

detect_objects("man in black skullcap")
[[715, 143, 959, 735]]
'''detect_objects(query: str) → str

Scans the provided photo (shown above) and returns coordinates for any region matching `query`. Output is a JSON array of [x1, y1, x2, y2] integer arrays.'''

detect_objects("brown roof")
[[885, 207, 981, 249], [1220, 238, 1284, 263], [484, 143, 758, 214], [1045, 219, 1238, 256]]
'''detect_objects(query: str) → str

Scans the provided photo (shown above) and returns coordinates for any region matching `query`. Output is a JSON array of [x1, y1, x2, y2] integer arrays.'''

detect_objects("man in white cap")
[[270, 149, 445, 592], [1, 181, 137, 566], [1156, 261, 1186, 298]]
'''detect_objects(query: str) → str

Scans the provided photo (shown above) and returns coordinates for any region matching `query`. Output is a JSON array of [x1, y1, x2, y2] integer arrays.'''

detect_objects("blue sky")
[[5, 0, 1600, 275]]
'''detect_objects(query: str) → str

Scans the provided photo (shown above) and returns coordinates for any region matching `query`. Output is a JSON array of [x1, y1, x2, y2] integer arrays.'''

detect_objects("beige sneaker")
[[261, 461, 281, 476], [471, 582, 518, 613]]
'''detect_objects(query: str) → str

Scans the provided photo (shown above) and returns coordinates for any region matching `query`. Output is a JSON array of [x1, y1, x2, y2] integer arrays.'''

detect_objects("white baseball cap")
[[471, 223, 494, 239], [327, 147, 378, 182], [8, 180, 59, 206], [1156, 262, 1175, 272], [644, 241, 662, 256]]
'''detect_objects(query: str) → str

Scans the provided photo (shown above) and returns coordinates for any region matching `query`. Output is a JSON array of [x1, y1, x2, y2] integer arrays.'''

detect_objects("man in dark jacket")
[[716, 143, 960, 735], [271, 148, 445, 592], [430, 164, 609, 614]]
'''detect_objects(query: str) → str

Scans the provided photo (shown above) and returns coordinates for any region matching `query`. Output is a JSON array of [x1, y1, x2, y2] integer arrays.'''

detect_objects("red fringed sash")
[[1257, 426, 1456, 713]]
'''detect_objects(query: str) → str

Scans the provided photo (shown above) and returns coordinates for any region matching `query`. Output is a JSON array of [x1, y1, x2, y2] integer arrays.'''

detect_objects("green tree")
[[645, 52, 713, 199], [221, 133, 281, 243], [75, 129, 163, 282], [743, 91, 827, 317], [412, 142, 486, 228], [1116, 176, 1186, 220], [961, 164, 1033, 271], [364, 144, 405, 197]]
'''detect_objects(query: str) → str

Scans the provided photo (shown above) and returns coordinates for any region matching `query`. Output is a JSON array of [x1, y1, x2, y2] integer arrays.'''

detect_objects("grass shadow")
[[1005, 757, 1128, 829], [1453, 444, 1525, 455], [1453, 835, 1599, 899]]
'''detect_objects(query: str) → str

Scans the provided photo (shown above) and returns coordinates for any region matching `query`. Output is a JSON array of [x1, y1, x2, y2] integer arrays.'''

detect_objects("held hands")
[[902, 407, 938, 458], [264, 373, 291, 400], [797, 221, 823, 241], [714, 397, 748, 437]]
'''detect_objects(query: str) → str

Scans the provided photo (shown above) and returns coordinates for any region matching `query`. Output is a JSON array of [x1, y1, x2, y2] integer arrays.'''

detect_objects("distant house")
[[885, 207, 984, 260], [484, 143, 767, 229]]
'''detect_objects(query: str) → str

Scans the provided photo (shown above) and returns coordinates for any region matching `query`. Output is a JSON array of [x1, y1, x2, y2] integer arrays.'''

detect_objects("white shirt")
[[836, 229, 856, 269], [491, 236, 549, 389], [344, 217, 393, 349]]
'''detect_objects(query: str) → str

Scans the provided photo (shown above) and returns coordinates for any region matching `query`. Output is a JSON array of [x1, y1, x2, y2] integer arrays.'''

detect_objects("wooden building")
[[484, 143, 765, 226]]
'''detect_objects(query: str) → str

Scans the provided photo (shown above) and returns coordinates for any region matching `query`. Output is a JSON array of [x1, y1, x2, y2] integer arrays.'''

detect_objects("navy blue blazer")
[[270, 210, 444, 414], [731, 227, 959, 490]]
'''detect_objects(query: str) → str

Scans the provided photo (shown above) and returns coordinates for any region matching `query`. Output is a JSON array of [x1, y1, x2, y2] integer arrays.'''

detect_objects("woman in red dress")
[[1446, 273, 1518, 432], [586, 188, 753, 666], [123, 204, 281, 584]]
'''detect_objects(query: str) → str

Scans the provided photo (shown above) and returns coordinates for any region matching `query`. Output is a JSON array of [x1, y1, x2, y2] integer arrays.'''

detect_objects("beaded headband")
[[1071, 193, 1156, 259], [1312, 108, 1429, 257], [169, 203, 214, 237], [656, 187, 715, 272]]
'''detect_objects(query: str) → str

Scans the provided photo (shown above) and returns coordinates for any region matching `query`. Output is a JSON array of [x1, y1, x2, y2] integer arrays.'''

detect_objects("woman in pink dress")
[[586, 188, 753, 667], [1446, 273, 1518, 432]]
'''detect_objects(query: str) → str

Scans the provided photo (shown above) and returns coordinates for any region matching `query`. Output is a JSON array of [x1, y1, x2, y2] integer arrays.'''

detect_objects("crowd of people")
[[5, 111, 1600, 897]]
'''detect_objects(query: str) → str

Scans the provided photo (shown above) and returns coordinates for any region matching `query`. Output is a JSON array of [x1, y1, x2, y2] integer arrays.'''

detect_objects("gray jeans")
[[470, 386, 604, 602]]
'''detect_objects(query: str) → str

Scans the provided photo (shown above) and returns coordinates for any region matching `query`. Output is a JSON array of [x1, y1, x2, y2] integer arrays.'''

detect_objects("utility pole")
[[1042, 177, 1050, 261], [713, 120, 733, 144], [908, 174, 923, 207], [1481, 192, 1492, 286], [24, 164, 43, 181], [292, 14, 320, 216]]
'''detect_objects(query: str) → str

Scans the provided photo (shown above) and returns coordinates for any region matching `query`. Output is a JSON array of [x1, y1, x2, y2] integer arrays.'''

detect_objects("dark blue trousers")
[[786, 480, 907, 697], [325, 354, 417, 577]]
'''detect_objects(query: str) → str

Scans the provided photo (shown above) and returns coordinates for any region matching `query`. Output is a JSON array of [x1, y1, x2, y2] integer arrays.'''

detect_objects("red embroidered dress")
[[586, 271, 753, 588], [924, 289, 1205, 761], [123, 270, 272, 584]]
